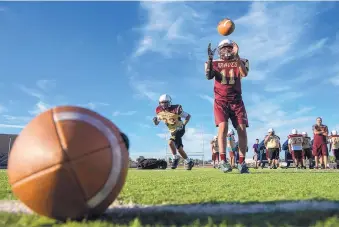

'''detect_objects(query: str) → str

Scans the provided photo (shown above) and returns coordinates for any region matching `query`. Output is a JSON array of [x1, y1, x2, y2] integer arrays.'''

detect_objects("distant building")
[[0, 134, 17, 169]]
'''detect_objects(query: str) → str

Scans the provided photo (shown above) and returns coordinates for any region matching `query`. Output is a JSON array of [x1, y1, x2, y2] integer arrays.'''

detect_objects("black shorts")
[[268, 148, 279, 160], [170, 127, 185, 149], [294, 150, 303, 160], [303, 148, 312, 159], [333, 149, 339, 160]]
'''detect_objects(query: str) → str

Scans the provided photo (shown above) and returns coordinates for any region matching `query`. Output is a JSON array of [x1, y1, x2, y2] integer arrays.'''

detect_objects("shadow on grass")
[[2, 200, 339, 226]]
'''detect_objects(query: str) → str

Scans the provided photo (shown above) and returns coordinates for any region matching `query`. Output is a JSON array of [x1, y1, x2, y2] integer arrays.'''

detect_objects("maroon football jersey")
[[312, 124, 328, 144], [211, 59, 242, 102]]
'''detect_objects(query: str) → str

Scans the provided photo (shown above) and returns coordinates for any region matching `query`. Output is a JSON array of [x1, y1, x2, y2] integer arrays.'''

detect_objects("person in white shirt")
[[288, 129, 304, 169]]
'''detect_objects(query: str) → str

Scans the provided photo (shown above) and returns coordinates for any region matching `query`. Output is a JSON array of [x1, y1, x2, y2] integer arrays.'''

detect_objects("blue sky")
[[0, 2, 339, 160]]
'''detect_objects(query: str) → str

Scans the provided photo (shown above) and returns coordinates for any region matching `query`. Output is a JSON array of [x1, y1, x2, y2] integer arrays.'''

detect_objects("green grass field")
[[1, 168, 339, 227]]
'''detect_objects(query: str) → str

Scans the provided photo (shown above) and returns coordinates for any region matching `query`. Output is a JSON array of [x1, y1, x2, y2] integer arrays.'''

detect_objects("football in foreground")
[[7, 106, 130, 221]]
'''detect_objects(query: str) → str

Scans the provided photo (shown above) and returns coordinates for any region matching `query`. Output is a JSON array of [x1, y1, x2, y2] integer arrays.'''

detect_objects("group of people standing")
[[211, 117, 339, 170], [251, 117, 339, 169], [211, 129, 242, 168]]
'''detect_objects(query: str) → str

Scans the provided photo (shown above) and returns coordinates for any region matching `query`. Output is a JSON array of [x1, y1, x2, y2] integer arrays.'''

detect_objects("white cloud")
[[295, 107, 315, 115], [264, 85, 291, 93], [18, 85, 44, 99], [2, 115, 31, 123], [0, 105, 7, 113], [329, 75, 339, 86], [0, 7, 7, 12], [29, 101, 50, 115], [81, 102, 110, 110], [36, 79, 56, 92], [245, 92, 317, 147], [198, 94, 213, 104], [128, 72, 168, 102], [139, 123, 151, 129], [0, 124, 24, 129], [112, 111, 137, 117], [133, 2, 202, 58]]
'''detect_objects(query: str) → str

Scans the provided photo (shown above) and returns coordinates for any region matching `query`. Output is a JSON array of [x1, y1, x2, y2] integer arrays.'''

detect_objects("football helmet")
[[218, 39, 235, 60], [159, 94, 172, 109], [332, 130, 338, 135], [213, 136, 218, 140], [302, 132, 308, 137], [291, 129, 298, 135], [268, 128, 274, 133]]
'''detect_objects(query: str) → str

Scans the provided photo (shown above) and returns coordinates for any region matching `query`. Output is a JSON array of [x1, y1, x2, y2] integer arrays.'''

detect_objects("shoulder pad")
[[155, 106, 162, 114]]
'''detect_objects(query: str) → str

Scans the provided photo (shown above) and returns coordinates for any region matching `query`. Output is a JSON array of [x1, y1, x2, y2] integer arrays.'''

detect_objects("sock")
[[239, 156, 244, 164], [185, 158, 190, 163], [220, 153, 226, 162]]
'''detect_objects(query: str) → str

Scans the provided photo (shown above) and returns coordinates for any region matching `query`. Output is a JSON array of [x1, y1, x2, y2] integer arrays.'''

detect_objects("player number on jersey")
[[291, 137, 302, 144], [220, 69, 235, 85]]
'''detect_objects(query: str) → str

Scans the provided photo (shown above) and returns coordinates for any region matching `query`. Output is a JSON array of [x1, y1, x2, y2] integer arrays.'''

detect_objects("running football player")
[[312, 117, 329, 169], [301, 132, 313, 169], [264, 128, 281, 169], [226, 129, 237, 168], [329, 130, 339, 169], [288, 129, 304, 169], [153, 94, 194, 170], [211, 136, 220, 168], [205, 39, 249, 174]]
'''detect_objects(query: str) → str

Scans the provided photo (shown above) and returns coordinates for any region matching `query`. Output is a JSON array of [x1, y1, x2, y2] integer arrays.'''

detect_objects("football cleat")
[[238, 162, 250, 174], [219, 161, 232, 173], [186, 160, 194, 170], [171, 158, 179, 169]]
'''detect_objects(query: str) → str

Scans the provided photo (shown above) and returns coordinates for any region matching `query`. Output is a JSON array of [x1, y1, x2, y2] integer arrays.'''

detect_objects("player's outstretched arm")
[[153, 117, 160, 126], [205, 43, 217, 80], [183, 113, 191, 126]]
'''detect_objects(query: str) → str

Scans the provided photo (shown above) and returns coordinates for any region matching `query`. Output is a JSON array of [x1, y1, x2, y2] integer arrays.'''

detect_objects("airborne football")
[[217, 18, 235, 36], [1, 2, 339, 227]]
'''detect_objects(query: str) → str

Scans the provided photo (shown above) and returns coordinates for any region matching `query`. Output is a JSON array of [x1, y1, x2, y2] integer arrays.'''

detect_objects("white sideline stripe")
[[53, 112, 122, 209], [1, 200, 339, 215]]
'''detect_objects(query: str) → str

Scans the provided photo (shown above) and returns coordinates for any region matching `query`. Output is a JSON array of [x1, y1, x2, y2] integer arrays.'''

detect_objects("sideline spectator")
[[253, 139, 260, 168], [211, 136, 220, 168], [264, 128, 281, 169]]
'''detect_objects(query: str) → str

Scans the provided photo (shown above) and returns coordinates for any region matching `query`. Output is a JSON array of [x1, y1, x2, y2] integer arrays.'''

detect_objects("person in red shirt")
[[312, 117, 329, 169], [205, 39, 249, 174]]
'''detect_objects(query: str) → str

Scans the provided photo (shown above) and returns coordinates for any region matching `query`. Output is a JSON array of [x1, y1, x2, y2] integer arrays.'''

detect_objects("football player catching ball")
[[153, 94, 194, 170], [205, 39, 249, 174]]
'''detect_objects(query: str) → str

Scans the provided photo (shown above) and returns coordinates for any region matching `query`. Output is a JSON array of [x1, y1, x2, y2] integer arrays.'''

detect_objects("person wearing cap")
[[211, 135, 220, 168], [329, 130, 339, 169], [264, 128, 281, 169]]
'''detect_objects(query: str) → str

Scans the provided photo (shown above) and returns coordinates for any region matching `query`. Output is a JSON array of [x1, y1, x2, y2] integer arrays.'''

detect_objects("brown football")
[[7, 106, 129, 221], [217, 18, 235, 36]]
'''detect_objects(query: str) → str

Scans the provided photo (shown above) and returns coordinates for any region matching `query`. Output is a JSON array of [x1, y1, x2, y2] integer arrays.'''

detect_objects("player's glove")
[[153, 117, 158, 125], [232, 41, 240, 58], [208, 43, 216, 60]]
